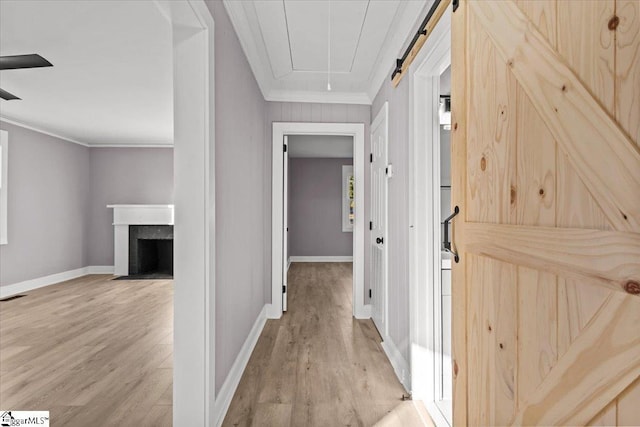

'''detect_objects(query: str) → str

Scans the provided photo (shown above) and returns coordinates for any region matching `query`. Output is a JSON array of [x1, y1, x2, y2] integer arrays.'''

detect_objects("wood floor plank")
[[223, 262, 426, 427], [0, 275, 173, 426]]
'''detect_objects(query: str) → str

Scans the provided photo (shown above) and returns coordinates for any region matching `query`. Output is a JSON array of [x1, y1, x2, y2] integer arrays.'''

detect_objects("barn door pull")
[[443, 206, 460, 263]]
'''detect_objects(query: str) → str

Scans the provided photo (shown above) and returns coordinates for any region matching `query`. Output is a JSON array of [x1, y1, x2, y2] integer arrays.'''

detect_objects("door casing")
[[408, 6, 452, 427], [270, 122, 368, 320]]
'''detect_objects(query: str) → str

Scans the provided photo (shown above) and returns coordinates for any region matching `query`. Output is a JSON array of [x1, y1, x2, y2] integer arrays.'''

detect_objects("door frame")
[[370, 102, 389, 338], [270, 122, 368, 320], [408, 6, 452, 427], [160, 1, 216, 425]]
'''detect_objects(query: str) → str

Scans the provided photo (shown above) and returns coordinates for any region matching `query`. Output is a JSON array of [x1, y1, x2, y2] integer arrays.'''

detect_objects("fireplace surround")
[[108, 204, 174, 277]]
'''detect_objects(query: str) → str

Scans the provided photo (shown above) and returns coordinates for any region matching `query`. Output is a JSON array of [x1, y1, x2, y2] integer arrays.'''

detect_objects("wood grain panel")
[[616, 0, 640, 147], [511, 293, 640, 426], [557, 2, 620, 422], [470, 0, 640, 231], [463, 223, 640, 295], [451, 0, 468, 423], [466, 10, 517, 225], [467, 255, 518, 426], [515, 0, 557, 47], [617, 377, 640, 425], [558, 0, 616, 112]]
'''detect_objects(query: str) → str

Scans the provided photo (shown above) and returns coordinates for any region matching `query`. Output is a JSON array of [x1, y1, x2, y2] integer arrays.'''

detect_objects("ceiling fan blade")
[[0, 54, 53, 70], [0, 88, 21, 101]]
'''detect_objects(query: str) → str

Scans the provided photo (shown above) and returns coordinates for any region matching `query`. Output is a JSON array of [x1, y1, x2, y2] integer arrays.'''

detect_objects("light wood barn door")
[[450, 1, 640, 426]]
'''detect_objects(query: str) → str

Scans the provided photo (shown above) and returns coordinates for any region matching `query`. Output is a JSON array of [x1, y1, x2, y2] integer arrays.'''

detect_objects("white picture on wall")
[[0, 130, 8, 245], [342, 165, 354, 233]]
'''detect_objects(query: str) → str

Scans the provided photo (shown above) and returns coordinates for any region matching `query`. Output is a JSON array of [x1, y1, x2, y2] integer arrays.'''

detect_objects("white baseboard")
[[0, 266, 115, 298], [214, 304, 268, 426], [289, 256, 353, 263], [381, 334, 411, 392], [87, 266, 115, 274], [355, 303, 372, 320], [287, 257, 291, 272]]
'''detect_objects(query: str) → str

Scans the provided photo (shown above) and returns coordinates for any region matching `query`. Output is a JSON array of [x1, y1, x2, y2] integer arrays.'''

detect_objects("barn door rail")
[[390, 0, 451, 87], [443, 205, 460, 263]]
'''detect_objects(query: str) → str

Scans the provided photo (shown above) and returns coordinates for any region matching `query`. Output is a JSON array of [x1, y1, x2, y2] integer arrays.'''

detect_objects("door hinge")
[[370, 153, 373, 163], [369, 221, 373, 230], [369, 289, 372, 299], [283, 144, 288, 152], [453, 0, 459, 12], [282, 285, 286, 294]]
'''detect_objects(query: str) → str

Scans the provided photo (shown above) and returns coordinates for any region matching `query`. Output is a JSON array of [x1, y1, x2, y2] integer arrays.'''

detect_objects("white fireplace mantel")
[[108, 204, 174, 275]]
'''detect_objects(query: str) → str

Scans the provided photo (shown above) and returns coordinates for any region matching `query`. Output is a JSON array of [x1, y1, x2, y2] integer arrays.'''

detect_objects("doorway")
[[408, 5, 452, 427], [271, 122, 368, 320], [285, 135, 355, 312]]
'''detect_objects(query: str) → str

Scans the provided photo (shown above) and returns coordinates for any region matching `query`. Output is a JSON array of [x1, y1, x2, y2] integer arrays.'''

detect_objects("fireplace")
[[107, 205, 173, 279], [128, 225, 174, 278]]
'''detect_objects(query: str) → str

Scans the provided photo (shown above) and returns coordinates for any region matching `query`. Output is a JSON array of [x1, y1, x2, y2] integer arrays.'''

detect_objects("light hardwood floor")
[[223, 262, 431, 427], [0, 275, 173, 426]]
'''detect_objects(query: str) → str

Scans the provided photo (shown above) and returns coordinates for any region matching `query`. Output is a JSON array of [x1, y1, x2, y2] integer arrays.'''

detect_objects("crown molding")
[[0, 116, 173, 148], [223, 0, 271, 99], [0, 115, 91, 147], [266, 89, 371, 105], [90, 144, 174, 148]]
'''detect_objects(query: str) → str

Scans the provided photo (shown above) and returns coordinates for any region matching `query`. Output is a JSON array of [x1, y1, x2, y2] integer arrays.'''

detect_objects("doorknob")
[[376, 237, 384, 244]]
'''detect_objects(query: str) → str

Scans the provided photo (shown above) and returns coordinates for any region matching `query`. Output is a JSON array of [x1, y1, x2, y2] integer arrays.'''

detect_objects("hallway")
[[223, 263, 426, 426]]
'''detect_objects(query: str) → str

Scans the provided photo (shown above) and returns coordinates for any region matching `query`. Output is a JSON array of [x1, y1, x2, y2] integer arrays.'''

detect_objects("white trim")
[[165, 0, 216, 425], [0, 130, 7, 245], [0, 116, 174, 148], [90, 144, 174, 148], [0, 266, 115, 299], [289, 256, 354, 263], [381, 334, 411, 392], [0, 116, 90, 147], [408, 6, 452, 426], [266, 90, 371, 105], [213, 305, 268, 427], [222, 0, 271, 100], [271, 122, 368, 320], [425, 401, 454, 427], [87, 266, 116, 274]]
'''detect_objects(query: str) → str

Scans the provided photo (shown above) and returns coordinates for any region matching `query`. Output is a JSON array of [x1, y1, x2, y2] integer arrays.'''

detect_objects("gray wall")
[[267, 102, 372, 299], [88, 147, 174, 266], [205, 0, 270, 395], [372, 72, 412, 365], [289, 158, 353, 257], [0, 121, 90, 286]]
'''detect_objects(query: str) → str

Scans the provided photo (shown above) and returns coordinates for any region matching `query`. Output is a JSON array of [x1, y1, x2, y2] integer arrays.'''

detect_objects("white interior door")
[[282, 135, 289, 312], [371, 103, 388, 336]]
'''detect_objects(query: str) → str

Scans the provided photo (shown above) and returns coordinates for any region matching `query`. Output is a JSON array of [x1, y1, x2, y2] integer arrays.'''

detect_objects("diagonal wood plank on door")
[[510, 292, 640, 426], [468, 0, 640, 232]]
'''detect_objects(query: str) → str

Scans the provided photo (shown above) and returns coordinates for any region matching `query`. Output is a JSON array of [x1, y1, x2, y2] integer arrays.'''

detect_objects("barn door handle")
[[443, 206, 460, 263]]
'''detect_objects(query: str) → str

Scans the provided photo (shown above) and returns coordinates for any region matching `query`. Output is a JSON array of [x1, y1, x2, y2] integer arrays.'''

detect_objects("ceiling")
[[288, 135, 353, 158], [0, 1, 173, 147], [224, 0, 431, 104]]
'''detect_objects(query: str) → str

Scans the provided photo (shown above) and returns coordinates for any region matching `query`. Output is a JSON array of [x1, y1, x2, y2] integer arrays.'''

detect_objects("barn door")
[[450, 1, 640, 426]]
